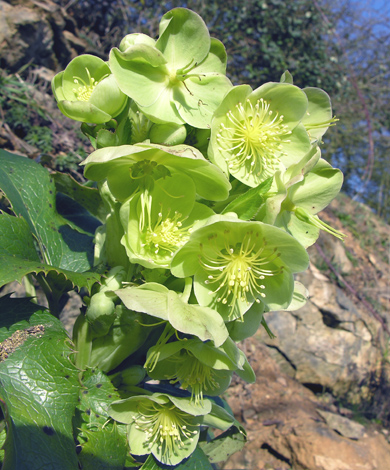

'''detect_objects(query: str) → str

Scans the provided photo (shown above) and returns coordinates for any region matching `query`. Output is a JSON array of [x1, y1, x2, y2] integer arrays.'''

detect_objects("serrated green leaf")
[[0, 149, 95, 274], [0, 212, 101, 291], [199, 425, 247, 463], [0, 420, 6, 465], [222, 177, 273, 220], [74, 368, 128, 468], [78, 424, 127, 470], [0, 310, 80, 470]]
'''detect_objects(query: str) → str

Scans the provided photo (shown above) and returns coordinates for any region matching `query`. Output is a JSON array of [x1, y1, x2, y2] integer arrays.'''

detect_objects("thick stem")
[[72, 313, 92, 371]]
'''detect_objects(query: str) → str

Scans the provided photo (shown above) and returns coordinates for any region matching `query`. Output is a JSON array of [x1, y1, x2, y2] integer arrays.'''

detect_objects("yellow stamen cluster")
[[217, 98, 291, 177], [134, 402, 198, 455], [144, 211, 190, 257], [169, 353, 219, 405], [199, 230, 283, 315], [72, 68, 102, 101]]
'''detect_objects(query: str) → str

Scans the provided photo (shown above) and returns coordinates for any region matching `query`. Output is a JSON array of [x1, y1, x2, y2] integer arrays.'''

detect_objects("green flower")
[[52, 54, 127, 123], [109, 8, 232, 128], [109, 393, 211, 465], [81, 143, 231, 202], [145, 337, 247, 405], [209, 83, 311, 187], [171, 215, 309, 321], [257, 148, 345, 247], [119, 173, 214, 269]]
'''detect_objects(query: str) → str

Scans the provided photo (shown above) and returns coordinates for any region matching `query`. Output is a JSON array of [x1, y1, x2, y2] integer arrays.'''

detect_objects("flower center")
[[72, 68, 106, 101], [199, 230, 283, 316], [130, 110, 153, 143], [217, 98, 291, 178], [144, 211, 190, 257], [134, 402, 198, 455], [168, 353, 219, 405]]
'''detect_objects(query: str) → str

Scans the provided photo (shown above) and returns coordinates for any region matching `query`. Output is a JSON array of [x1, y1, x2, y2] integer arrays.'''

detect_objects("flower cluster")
[[53, 7, 344, 467]]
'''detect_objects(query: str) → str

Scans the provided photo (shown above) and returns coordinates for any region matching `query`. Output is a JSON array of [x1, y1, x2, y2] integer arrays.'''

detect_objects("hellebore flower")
[[52, 54, 127, 123], [208, 83, 311, 187], [81, 143, 231, 203], [257, 148, 345, 247], [109, 393, 216, 465], [109, 8, 232, 128], [171, 215, 309, 321], [119, 173, 214, 269], [145, 337, 252, 405]]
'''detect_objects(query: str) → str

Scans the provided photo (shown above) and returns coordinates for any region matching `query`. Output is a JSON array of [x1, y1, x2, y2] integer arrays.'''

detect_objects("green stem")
[[73, 313, 92, 371], [35, 272, 61, 317], [181, 277, 193, 303]]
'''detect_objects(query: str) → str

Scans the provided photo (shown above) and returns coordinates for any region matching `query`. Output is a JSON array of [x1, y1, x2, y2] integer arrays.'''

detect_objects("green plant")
[[0, 8, 343, 469]]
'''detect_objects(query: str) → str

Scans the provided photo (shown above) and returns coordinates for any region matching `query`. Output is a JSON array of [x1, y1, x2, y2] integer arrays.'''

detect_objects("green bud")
[[100, 266, 127, 292], [149, 123, 187, 146], [118, 365, 146, 386], [119, 33, 156, 52], [52, 54, 127, 124], [86, 291, 116, 337]]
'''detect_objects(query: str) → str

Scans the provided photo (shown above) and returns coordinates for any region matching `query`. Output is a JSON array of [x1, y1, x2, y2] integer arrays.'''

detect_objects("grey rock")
[[262, 269, 382, 403], [317, 410, 366, 440]]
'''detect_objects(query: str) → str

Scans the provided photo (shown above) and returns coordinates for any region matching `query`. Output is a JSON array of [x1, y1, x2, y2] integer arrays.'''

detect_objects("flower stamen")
[[134, 402, 199, 456], [167, 353, 219, 405], [217, 98, 291, 179], [199, 231, 284, 317], [72, 68, 107, 101]]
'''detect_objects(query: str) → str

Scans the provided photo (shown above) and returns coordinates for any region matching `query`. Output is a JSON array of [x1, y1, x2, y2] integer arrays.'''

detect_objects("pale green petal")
[[275, 211, 320, 248], [302, 87, 334, 141], [284, 281, 308, 311], [174, 73, 233, 128], [195, 37, 228, 74], [235, 350, 256, 383], [109, 48, 174, 110], [119, 33, 157, 52], [167, 290, 229, 347], [289, 159, 344, 214], [82, 143, 230, 202], [62, 54, 110, 100], [283, 146, 321, 186], [251, 82, 308, 125], [156, 8, 210, 70], [279, 123, 312, 169], [88, 74, 127, 118], [227, 302, 264, 341], [58, 100, 112, 124], [200, 402, 235, 431], [116, 284, 229, 346], [51, 71, 65, 101], [169, 395, 212, 416]]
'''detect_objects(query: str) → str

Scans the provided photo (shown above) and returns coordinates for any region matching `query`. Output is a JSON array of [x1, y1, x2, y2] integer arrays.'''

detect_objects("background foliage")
[[52, 0, 389, 222]]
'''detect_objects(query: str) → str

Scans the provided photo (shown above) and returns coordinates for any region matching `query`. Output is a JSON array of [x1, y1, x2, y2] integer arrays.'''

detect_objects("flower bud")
[[149, 123, 187, 146], [52, 54, 127, 124]]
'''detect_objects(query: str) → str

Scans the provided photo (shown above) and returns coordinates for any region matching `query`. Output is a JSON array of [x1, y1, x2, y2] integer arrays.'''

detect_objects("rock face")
[[263, 266, 381, 403], [223, 339, 390, 470], [0, 0, 86, 72], [260, 195, 390, 413]]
